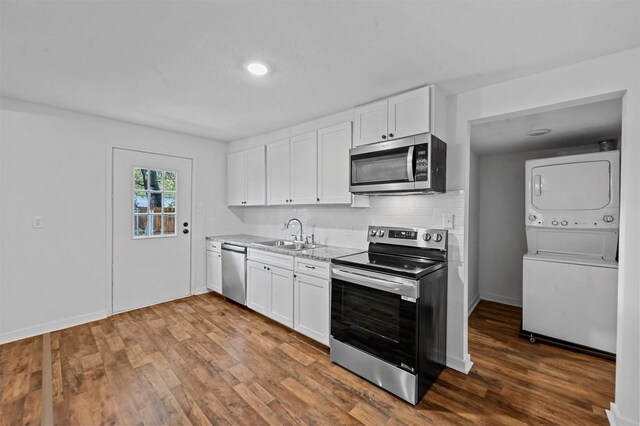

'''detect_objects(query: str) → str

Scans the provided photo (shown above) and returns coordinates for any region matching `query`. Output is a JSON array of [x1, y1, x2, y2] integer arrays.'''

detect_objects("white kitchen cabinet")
[[294, 265, 330, 345], [227, 151, 246, 206], [353, 99, 388, 146], [354, 86, 430, 147], [269, 266, 294, 327], [317, 122, 352, 204], [266, 138, 291, 205], [290, 131, 318, 205], [206, 241, 222, 294], [246, 251, 294, 328], [227, 146, 265, 206]]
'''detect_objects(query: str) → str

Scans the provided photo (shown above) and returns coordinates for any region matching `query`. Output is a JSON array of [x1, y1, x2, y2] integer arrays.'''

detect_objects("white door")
[[354, 99, 388, 147], [266, 138, 291, 205], [387, 86, 430, 140], [206, 250, 222, 293], [247, 260, 270, 316], [290, 131, 318, 205], [532, 161, 611, 211], [294, 273, 329, 344], [317, 122, 352, 204], [113, 149, 192, 313], [227, 151, 246, 206], [245, 146, 266, 205], [269, 266, 294, 327]]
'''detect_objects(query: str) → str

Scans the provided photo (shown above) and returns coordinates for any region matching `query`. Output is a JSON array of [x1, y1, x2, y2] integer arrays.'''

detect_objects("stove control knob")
[[561, 220, 568, 226], [552, 220, 559, 226], [422, 233, 431, 241], [377, 230, 385, 237], [528, 215, 537, 222], [434, 234, 443, 242], [603, 215, 614, 223], [369, 229, 377, 236]]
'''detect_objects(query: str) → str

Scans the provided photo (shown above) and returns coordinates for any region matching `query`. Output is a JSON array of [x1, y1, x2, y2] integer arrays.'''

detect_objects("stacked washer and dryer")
[[521, 150, 620, 358]]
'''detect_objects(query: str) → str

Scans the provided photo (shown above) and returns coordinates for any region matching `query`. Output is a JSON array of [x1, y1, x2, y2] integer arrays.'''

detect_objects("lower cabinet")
[[206, 241, 222, 294], [246, 259, 294, 328], [294, 273, 330, 345]]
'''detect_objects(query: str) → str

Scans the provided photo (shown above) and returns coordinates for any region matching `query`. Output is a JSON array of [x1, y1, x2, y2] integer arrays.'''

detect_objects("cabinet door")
[[353, 99, 388, 147], [294, 274, 329, 345], [266, 138, 291, 205], [317, 122, 352, 204], [387, 86, 430, 140], [269, 266, 294, 328], [227, 151, 246, 206], [290, 131, 318, 205], [246, 145, 266, 206], [247, 260, 270, 317], [206, 251, 222, 293]]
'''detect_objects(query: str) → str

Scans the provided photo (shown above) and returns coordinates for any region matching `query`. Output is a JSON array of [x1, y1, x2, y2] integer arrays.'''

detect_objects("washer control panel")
[[367, 226, 447, 251], [526, 210, 619, 229]]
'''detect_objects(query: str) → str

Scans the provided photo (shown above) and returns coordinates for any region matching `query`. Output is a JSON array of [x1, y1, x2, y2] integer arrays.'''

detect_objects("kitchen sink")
[[253, 240, 317, 251]]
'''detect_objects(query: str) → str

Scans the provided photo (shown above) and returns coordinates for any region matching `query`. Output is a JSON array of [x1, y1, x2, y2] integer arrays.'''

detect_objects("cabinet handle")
[[317, 197, 320, 202], [381, 135, 387, 139], [389, 133, 394, 138], [305, 265, 316, 270]]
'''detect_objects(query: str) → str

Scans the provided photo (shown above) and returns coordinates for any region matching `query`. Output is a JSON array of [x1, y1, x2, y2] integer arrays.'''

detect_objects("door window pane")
[[132, 168, 178, 238]]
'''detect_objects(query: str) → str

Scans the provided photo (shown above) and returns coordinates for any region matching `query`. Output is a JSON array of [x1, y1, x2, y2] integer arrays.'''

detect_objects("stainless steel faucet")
[[286, 218, 303, 241]]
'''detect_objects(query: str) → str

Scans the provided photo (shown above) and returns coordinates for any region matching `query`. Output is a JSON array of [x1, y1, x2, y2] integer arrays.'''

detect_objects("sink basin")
[[254, 240, 317, 251]]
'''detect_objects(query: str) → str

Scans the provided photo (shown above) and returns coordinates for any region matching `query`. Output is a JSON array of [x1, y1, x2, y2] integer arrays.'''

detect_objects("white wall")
[[477, 144, 601, 307], [456, 48, 640, 426], [0, 98, 242, 344], [467, 149, 480, 313]]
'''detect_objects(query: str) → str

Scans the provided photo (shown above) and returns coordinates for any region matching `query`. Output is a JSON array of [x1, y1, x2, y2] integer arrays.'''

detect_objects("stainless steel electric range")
[[330, 225, 448, 405]]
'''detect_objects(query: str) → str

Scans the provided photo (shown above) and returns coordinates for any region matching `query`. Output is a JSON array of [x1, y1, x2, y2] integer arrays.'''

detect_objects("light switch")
[[32, 216, 44, 229], [443, 214, 453, 229]]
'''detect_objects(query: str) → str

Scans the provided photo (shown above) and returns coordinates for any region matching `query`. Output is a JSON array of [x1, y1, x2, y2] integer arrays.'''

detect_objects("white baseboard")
[[468, 293, 481, 314], [447, 353, 473, 374], [479, 292, 522, 307], [194, 286, 210, 295], [606, 402, 638, 426], [0, 310, 107, 345]]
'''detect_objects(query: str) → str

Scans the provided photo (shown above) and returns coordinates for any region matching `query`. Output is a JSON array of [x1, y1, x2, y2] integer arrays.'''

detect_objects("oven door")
[[350, 137, 415, 193], [331, 266, 419, 372]]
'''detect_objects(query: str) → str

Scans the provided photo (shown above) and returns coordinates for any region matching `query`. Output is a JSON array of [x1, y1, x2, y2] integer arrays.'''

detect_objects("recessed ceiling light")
[[526, 128, 551, 137], [247, 62, 268, 76]]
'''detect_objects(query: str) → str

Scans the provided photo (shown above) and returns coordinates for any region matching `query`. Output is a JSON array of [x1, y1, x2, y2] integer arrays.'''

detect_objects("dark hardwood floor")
[[0, 295, 615, 425]]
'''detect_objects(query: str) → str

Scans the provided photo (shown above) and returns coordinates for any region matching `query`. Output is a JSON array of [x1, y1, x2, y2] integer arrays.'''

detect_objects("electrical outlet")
[[32, 216, 44, 229], [443, 214, 453, 229]]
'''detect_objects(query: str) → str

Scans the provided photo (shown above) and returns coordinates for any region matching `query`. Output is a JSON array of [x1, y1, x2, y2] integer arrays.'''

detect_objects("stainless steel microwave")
[[349, 133, 446, 195]]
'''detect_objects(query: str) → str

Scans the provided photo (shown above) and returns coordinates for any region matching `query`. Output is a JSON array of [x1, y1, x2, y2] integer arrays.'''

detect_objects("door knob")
[[183, 222, 189, 227], [183, 229, 189, 234]]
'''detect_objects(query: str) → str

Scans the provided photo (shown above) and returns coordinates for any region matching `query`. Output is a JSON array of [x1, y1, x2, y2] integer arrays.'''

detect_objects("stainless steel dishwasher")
[[221, 243, 247, 305]]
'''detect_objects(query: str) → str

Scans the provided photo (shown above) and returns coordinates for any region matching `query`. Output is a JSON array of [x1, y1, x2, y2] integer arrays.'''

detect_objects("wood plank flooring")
[[0, 296, 615, 425]]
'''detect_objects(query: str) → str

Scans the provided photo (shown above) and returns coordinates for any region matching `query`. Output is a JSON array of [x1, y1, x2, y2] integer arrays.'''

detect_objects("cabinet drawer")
[[248, 248, 294, 270], [294, 257, 330, 280], [207, 240, 222, 252]]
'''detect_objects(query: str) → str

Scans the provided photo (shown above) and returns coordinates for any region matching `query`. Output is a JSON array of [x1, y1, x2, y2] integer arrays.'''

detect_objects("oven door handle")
[[331, 267, 418, 299], [407, 146, 415, 182]]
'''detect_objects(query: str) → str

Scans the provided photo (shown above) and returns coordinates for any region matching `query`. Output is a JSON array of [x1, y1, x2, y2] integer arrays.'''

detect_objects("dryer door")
[[531, 160, 611, 211]]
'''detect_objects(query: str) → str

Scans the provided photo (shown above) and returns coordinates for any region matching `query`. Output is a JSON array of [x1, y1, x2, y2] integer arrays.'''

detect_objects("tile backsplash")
[[237, 190, 465, 263]]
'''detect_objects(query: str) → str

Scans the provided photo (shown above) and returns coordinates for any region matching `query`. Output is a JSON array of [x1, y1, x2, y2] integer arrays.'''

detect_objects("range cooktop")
[[332, 251, 445, 279]]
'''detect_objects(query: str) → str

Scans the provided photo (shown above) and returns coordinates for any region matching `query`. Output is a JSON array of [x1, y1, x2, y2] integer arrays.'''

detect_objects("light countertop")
[[206, 234, 363, 262]]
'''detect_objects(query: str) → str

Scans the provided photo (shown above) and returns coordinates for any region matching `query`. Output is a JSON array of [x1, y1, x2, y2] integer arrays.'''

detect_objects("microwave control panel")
[[414, 143, 429, 182]]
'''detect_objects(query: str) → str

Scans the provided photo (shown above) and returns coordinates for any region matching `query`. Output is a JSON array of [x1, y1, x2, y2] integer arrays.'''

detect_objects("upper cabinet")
[[317, 122, 352, 204], [227, 145, 266, 206], [265, 124, 354, 206], [354, 86, 432, 147]]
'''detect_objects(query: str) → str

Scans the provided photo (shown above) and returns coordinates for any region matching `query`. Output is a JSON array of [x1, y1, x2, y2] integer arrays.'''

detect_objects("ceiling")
[[471, 97, 622, 155], [1, 1, 639, 142]]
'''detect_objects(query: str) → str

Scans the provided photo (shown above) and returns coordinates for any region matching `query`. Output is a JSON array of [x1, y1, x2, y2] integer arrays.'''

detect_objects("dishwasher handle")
[[221, 243, 247, 254]]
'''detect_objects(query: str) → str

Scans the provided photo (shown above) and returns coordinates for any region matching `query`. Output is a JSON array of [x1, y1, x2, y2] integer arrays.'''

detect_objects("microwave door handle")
[[407, 146, 415, 182]]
